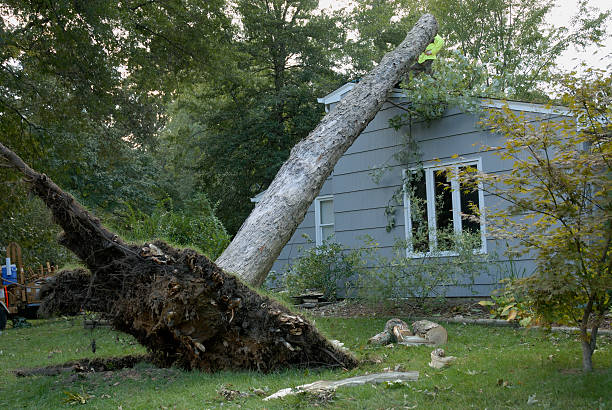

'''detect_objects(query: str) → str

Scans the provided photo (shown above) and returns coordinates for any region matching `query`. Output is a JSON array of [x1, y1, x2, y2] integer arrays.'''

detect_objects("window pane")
[[459, 166, 481, 247], [320, 200, 334, 225], [434, 169, 454, 251], [321, 225, 334, 242], [407, 170, 429, 252]]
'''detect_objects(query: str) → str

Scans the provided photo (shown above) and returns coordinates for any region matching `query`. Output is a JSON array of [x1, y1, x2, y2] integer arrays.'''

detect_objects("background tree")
[[0, 0, 232, 262], [344, 0, 425, 73], [347, 0, 609, 100], [163, 0, 347, 234], [476, 69, 611, 372]]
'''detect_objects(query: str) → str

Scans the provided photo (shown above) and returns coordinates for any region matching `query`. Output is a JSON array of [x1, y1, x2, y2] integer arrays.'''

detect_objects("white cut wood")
[[263, 371, 420, 400], [429, 348, 456, 369], [216, 14, 439, 286], [398, 336, 433, 346]]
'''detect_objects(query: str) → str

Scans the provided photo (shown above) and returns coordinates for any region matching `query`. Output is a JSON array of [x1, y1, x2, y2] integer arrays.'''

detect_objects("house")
[[258, 82, 570, 297]]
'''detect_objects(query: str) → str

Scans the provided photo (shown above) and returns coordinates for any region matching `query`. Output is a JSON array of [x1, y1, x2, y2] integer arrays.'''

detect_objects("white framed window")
[[314, 196, 334, 246], [403, 158, 486, 257]]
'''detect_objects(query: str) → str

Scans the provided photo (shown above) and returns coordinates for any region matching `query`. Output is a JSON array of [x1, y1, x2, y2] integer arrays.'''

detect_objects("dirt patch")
[[39, 268, 92, 317], [13, 354, 149, 377], [305, 299, 612, 330], [307, 299, 490, 320], [559, 368, 609, 375]]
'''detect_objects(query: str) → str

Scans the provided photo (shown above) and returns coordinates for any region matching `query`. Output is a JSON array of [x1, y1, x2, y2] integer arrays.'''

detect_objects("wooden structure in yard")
[[1, 242, 57, 328]]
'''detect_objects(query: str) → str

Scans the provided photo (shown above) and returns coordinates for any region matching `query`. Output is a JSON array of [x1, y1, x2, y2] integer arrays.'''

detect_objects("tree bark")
[[216, 14, 439, 286], [581, 338, 594, 372], [0, 142, 357, 372]]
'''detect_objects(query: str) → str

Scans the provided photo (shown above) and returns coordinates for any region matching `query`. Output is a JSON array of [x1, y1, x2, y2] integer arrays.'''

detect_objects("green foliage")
[[349, 0, 609, 100], [116, 195, 230, 260], [0, 0, 232, 211], [359, 232, 487, 309], [0, 185, 76, 267], [477, 69, 612, 371], [345, 0, 425, 73], [164, 1, 347, 234], [1, 1, 233, 263], [283, 238, 369, 301], [480, 281, 535, 327]]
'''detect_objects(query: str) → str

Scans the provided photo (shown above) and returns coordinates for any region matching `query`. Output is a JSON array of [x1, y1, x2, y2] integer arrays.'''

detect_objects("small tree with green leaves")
[[475, 69, 611, 372]]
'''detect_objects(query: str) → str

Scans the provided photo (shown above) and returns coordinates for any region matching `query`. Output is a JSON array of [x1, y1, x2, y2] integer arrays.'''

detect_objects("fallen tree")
[[0, 14, 438, 372], [0, 143, 357, 371], [216, 14, 439, 286]]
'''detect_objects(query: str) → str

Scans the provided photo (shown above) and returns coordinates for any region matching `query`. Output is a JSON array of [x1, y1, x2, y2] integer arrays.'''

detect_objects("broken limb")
[[264, 371, 420, 400], [0, 142, 357, 372]]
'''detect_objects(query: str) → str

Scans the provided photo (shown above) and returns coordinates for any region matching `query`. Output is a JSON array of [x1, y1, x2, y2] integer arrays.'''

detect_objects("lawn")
[[0, 315, 610, 409]]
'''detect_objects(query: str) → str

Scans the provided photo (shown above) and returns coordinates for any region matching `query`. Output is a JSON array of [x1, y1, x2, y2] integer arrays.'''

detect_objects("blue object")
[[2, 257, 17, 286]]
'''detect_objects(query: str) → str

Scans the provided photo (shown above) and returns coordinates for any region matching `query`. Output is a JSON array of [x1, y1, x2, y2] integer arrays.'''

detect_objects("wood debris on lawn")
[[292, 291, 334, 309], [369, 319, 448, 346], [428, 348, 456, 369], [263, 371, 420, 400]]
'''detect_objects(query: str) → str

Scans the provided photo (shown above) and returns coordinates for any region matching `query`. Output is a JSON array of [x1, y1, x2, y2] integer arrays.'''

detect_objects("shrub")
[[117, 194, 230, 260], [359, 231, 488, 309], [283, 238, 368, 301]]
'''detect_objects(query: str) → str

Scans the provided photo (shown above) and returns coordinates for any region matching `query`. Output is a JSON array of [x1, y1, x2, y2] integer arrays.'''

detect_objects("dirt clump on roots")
[[39, 268, 92, 317]]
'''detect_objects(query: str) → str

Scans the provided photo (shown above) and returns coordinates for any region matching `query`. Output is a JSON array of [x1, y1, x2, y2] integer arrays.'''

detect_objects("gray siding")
[[270, 101, 560, 297]]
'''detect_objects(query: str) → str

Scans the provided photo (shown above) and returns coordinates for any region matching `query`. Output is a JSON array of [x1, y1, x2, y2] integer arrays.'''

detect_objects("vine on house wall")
[[372, 52, 494, 232]]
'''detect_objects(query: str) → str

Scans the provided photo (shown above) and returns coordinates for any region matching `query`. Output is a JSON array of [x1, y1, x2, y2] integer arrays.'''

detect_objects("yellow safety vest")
[[418, 35, 444, 64]]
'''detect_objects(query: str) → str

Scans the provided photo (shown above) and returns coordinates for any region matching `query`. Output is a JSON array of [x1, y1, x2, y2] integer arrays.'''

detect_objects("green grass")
[[0, 316, 611, 409]]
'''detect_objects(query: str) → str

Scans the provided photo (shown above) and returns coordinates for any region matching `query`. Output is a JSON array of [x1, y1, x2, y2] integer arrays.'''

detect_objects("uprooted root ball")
[[41, 241, 358, 372]]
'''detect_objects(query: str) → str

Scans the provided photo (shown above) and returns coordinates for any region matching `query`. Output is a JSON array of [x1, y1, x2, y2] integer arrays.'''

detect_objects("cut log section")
[[0, 142, 357, 372], [428, 348, 456, 369], [369, 318, 413, 345], [368, 319, 448, 346], [412, 320, 448, 346]]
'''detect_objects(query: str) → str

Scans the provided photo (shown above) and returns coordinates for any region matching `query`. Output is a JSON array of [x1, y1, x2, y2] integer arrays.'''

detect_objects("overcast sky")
[[319, 0, 611, 72]]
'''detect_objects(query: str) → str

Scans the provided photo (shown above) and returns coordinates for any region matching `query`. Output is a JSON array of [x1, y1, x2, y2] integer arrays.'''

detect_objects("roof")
[[317, 82, 570, 116]]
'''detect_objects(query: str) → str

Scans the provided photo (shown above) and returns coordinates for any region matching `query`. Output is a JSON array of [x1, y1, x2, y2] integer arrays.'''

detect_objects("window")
[[403, 159, 486, 256], [315, 196, 334, 246]]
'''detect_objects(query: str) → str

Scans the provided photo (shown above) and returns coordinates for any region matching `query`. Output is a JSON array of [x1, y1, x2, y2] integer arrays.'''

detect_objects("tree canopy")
[[476, 69, 611, 372], [1, 0, 609, 263]]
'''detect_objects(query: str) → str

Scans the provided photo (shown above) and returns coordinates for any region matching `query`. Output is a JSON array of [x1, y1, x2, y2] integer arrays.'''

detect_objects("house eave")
[[318, 82, 571, 116]]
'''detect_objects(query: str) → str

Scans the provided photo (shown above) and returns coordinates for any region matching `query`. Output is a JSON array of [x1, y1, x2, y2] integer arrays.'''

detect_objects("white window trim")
[[403, 158, 487, 258], [314, 195, 334, 246]]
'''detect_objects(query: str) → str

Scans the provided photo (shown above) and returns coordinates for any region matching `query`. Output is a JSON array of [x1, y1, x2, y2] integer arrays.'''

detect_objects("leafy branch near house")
[[472, 69, 611, 372]]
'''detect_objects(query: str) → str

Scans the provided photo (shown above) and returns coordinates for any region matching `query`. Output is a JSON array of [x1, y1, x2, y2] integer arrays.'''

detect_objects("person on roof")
[[418, 34, 444, 64], [413, 35, 444, 75]]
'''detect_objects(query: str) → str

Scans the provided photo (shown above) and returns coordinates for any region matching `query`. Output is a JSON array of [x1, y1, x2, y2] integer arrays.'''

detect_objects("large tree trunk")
[[216, 14, 438, 286], [0, 142, 357, 372]]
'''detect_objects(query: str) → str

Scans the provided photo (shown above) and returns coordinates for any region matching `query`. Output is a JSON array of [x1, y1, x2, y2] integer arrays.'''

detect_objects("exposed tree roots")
[[0, 142, 357, 372]]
